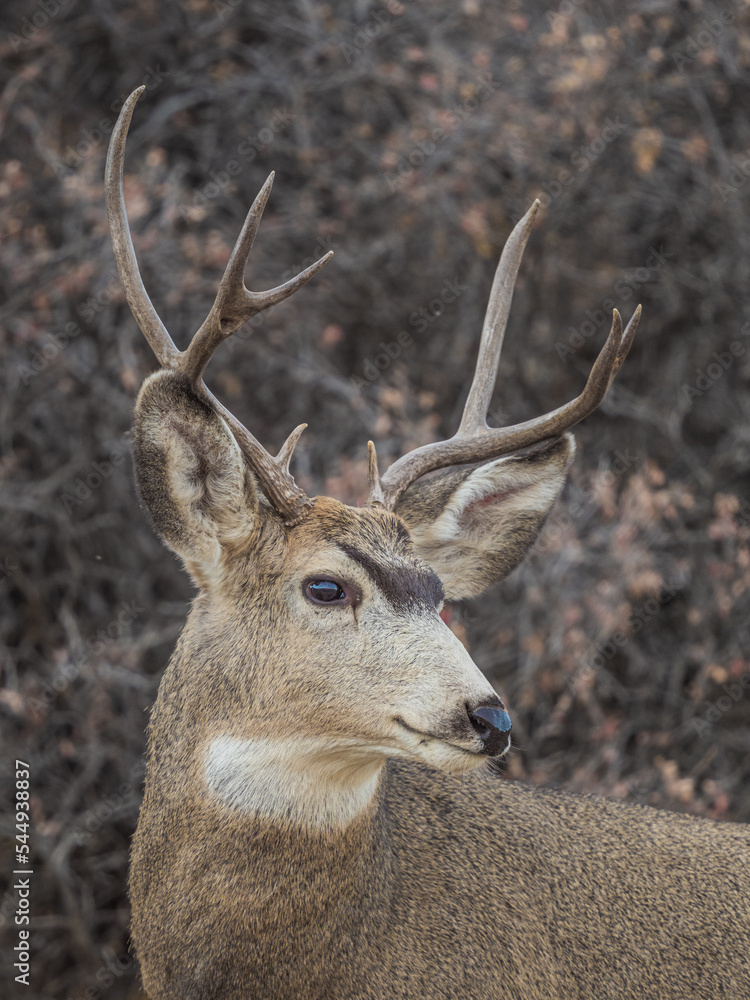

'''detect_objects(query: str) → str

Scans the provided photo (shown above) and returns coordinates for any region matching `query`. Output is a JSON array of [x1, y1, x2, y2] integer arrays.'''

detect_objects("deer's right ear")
[[395, 435, 574, 600], [133, 372, 260, 576]]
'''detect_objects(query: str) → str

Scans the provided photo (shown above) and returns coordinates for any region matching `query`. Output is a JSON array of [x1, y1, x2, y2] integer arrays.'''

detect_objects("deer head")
[[107, 88, 639, 827]]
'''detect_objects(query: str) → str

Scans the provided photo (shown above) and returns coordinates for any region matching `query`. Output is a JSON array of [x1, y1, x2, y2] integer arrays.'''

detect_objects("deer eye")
[[305, 579, 349, 605]]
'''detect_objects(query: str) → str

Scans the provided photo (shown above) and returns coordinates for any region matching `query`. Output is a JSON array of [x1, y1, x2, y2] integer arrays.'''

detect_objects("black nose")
[[468, 705, 512, 756]]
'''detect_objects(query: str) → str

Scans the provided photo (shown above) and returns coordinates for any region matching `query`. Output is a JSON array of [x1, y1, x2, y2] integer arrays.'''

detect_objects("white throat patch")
[[204, 734, 385, 831]]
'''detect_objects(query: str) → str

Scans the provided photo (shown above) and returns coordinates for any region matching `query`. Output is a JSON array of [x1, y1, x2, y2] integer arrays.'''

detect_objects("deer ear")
[[133, 371, 261, 582], [395, 435, 575, 599]]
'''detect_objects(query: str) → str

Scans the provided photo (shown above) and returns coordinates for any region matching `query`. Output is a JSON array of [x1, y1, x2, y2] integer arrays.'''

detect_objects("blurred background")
[[1, 0, 750, 997]]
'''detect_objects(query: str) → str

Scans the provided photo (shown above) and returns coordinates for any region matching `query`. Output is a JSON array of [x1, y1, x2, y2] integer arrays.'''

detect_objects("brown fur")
[[133, 762, 750, 999], [129, 372, 750, 999]]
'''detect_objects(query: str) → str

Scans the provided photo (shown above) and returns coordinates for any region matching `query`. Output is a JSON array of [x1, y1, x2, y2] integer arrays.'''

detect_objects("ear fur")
[[133, 371, 260, 579], [395, 435, 575, 599]]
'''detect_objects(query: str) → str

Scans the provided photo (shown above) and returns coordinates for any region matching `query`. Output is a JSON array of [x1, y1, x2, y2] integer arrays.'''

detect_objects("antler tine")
[[610, 303, 641, 387], [369, 203, 642, 509], [181, 175, 334, 383], [459, 200, 540, 434], [203, 387, 313, 521], [367, 441, 386, 507], [105, 86, 179, 367], [176, 179, 332, 515], [276, 423, 309, 475]]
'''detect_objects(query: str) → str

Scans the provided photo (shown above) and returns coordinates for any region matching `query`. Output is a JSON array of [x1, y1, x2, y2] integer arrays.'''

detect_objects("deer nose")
[[468, 705, 512, 756]]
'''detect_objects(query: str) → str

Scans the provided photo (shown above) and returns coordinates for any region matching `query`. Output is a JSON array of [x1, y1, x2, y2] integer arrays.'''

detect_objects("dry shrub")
[[1, 1, 749, 996]]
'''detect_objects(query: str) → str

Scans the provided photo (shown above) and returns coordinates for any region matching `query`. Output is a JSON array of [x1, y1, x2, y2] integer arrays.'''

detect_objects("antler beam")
[[368, 206, 641, 509], [105, 87, 333, 523], [105, 89, 180, 368]]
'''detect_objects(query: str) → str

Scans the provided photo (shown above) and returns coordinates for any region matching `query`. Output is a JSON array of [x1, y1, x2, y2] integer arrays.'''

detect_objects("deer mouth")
[[395, 717, 481, 756]]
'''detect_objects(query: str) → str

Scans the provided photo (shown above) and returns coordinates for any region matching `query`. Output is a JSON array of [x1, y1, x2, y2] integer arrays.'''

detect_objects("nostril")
[[467, 705, 512, 757], [469, 714, 490, 738]]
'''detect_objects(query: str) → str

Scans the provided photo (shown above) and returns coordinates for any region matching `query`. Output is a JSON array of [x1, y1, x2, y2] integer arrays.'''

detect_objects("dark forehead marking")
[[336, 540, 444, 612]]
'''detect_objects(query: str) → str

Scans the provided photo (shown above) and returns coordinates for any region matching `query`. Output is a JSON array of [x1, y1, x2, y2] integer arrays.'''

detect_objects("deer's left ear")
[[395, 435, 575, 599]]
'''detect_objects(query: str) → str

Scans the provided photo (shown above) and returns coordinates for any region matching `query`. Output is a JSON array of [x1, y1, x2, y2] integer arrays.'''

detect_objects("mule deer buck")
[[108, 87, 749, 1000]]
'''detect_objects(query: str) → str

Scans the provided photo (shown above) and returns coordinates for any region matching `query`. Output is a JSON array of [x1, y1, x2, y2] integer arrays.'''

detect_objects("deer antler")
[[105, 86, 333, 524], [367, 201, 641, 509]]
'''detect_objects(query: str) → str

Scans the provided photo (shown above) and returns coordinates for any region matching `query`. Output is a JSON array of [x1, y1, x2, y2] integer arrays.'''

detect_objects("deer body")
[[106, 89, 750, 1000], [127, 484, 750, 1000], [132, 690, 750, 999]]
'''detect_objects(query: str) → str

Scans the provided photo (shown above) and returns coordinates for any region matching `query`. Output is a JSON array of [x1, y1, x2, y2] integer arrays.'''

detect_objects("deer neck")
[[138, 656, 395, 998], [152, 606, 389, 833], [203, 732, 387, 831]]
